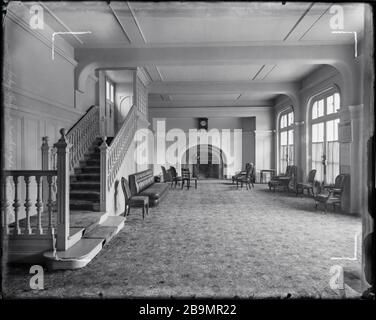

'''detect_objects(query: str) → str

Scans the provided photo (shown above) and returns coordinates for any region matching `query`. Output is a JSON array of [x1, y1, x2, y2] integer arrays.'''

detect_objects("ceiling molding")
[[108, 3, 132, 44], [39, 2, 83, 44], [252, 65, 265, 80], [299, 3, 333, 41], [283, 2, 314, 41], [149, 100, 274, 108], [137, 67, 152, 86], [127, 1, 147, 44], [155, 66, 164, 81]]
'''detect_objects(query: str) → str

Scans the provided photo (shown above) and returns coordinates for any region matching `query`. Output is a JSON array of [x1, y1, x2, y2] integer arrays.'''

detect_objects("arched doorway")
[[181, 144, 226, 179]]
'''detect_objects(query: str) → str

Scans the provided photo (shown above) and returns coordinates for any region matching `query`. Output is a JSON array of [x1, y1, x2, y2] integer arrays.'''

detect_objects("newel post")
[[54, 129, 71, 251], [100, 136, 108, 212], [41, 136, 50, 209]]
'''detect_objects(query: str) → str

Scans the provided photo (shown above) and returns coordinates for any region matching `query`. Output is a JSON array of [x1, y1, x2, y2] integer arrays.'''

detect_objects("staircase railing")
[[100, 105, 137, 212], [1, 131, 70, 254], [2, 170, 57, 237], [48, 105, 100, 173], [2, 105, 101, 260]]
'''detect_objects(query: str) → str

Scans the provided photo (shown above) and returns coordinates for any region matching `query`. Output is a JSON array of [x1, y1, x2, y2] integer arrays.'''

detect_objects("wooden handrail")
[[4, 170, 57, 176], [2, 170, 58, 236], [100, 105, 137, 211]]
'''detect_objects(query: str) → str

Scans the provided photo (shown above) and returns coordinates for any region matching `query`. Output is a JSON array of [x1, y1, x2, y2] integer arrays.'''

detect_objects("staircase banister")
[[66, 105, 98, 136], [100, 105, 138, 212], [107, 104, 137, 150]]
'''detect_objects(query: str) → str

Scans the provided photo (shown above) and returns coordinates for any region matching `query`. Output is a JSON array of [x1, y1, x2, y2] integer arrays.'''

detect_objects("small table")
[[260, 169, 276, 183]]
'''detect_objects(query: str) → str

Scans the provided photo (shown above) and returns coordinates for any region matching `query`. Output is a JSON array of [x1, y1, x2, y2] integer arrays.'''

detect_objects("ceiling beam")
[[148, 81, 298, 95], [76, 44, 355, 67], [149, 100, 274, 108]]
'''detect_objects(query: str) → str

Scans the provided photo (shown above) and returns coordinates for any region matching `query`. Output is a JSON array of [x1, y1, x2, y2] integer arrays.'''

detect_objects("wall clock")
[[198, 117, 208, 130]]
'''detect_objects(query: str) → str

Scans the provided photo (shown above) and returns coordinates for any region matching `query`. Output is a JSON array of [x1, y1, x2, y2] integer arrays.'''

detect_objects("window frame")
[[278, 107, 294, 174], [309, 88, 341, 184]]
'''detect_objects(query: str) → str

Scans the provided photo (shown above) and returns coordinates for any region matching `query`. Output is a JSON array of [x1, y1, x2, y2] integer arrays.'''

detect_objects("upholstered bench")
[[128, 169, 169, 206]]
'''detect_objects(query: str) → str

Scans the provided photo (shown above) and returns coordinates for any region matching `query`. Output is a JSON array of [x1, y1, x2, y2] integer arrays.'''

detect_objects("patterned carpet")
[[3, 180, 361, 299]]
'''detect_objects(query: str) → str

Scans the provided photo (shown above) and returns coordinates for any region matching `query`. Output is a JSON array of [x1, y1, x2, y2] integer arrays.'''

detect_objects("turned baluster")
[[24, 175, 32, 235], [12, 176, 21, 235], [1, 175, 10, 235], [35, 175, 43, 235], [54, 128, 71, 250], [46, 175, 54, 234], [41, 136, 50, 212]]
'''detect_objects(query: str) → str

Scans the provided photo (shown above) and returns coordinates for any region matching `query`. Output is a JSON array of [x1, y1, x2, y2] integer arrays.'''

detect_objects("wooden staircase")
[[70, 137, 113, 211]]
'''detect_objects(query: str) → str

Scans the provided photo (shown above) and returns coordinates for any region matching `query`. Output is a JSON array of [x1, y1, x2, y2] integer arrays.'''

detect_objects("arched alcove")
[[181, 144, 227, 179]]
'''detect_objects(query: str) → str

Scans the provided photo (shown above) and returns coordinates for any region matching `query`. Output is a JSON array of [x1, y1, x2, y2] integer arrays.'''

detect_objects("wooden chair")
[[274, 165, 292, 180], [121, 177, 149, 219], [268, 165, 297, 192], [161, 166, 173, 184], [296, 169, 316, 196], [232, 163, 251, 184], [181, 168, 198, 189], [236, 163, 255, 190], [169, 166, 182, 188], [314, 174, 348, 213]]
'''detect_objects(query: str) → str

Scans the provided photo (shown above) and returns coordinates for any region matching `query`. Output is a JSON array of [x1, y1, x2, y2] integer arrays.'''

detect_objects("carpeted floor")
[[3, 180, 361, 299]]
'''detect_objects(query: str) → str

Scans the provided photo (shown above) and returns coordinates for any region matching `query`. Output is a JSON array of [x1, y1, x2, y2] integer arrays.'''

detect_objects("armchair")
[[232, 163, 251, 184], [314, 174, 349, 213], [236, 163, 255, 190], [296, 169, 317, 196], [268, 165, 297, 192]]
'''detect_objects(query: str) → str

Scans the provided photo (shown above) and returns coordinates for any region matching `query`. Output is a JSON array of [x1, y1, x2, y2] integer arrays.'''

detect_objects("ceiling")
[[19, 1, 366, 107]]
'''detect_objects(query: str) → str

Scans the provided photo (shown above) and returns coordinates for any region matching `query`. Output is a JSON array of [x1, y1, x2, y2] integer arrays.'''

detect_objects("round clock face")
[[200, 120, 207, 126]]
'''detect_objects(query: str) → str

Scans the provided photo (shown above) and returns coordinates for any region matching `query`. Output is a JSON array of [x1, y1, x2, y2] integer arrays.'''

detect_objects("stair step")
[[68, 227, 85, 247], [70, 181, 100, 191], [70, 190, 100, 201], [71, 173, 100, 182], [70, 210, 108, 234], [84, 216, 125, 244], [43, 238, 104, 270], [79, 159, 100, 166], [75, 166, 100, 174], [70, 200, 100, 211], [84, 153, 100, 160]]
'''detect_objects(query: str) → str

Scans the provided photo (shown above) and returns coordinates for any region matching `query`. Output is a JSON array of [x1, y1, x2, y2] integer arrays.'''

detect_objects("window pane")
[[288, 112, 294, 126], [288, 129, 293, 145], [312, 101, 318, 119], [312, 123, 324, 143], [110, 84, 114, 103], [280, 146, 287, 174], [281, 131, 287, 145], [334, 93, 340, 112], [312, 142, 324, 182], [288, 145, 294, 165], [326, 119, 339, 142], [327, 95, 334, 115], [318, 99, 324, 117], [326, 141, 340, 184], [106, 81, 110, 100], [280, 114, 288, 129]]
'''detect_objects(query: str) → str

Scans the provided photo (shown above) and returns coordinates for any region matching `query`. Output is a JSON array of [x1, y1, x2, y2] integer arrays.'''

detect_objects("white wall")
[[3, 4, 85, 222], [148, 107, 273, 177]]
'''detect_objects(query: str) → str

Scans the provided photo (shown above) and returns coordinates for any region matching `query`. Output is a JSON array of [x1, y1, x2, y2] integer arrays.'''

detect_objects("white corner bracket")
[[52, 31, 92, 60], [331, 232, 361, 261], [331, 31, 358, 58]]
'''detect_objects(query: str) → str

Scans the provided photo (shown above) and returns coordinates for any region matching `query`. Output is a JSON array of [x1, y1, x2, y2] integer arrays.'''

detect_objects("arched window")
[[310, 91, 340, 184], [279, 109, 294, 174]]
